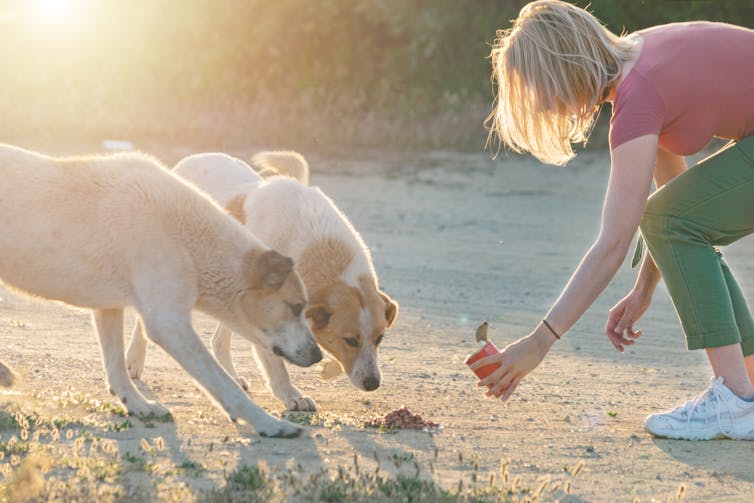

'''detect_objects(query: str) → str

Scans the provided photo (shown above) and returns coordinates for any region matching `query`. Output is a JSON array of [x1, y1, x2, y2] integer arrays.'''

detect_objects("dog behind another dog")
[[0, 144, 321, 437], [127, 151, 398, 411]]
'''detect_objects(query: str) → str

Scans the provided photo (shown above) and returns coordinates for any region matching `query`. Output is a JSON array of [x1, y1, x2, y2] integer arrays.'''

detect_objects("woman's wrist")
[[634, 270, 660, 296], [532, 321, 559, 354], [635, 255, 661, 292]]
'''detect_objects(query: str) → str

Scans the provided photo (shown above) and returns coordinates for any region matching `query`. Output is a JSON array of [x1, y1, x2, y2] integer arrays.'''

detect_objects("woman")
[[472, 0, 754, 440]]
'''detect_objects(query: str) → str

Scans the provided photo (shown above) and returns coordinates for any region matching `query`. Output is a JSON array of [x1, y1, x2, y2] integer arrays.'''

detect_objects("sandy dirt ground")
[[1, 143, 754, 501]]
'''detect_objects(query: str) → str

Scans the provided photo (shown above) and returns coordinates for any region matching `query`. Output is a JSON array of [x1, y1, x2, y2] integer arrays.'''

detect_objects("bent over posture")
[[475, 0, 754, 440]]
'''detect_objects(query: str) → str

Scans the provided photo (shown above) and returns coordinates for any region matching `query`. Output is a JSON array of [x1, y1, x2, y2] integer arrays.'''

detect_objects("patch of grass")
[[283, 412, 323, 426], [104, 419, 133, 432], [0, 411, 20, 430], [137, 412, 174, 428], [122, 451, 153, 473], [37, 388, 128, 417], [202, 456, 577, 503], [178, 460, 206, 478], [0, 437, 31, 456]]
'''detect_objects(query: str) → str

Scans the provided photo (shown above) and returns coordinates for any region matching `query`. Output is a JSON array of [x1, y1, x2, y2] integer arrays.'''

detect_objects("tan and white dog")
[[0, 144, 321, 437], [126, 151, 398, 411]]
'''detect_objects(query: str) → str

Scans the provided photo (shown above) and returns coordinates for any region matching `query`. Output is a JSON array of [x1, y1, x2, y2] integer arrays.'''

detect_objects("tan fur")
[[305, 274, 397, 377], [125, 151, 398, 410], [0, 144, 320, 438], [297, 238, 355, 289], [225, 194, 247, 225], [251, 150, 309, 184]]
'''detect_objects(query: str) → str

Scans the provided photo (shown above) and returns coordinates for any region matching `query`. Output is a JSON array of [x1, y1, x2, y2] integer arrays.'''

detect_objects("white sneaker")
[[644, 377, 754, 440]]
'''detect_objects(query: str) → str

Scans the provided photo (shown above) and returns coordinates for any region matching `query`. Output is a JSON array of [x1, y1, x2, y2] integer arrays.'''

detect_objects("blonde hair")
[[486, 1, 635, 165]]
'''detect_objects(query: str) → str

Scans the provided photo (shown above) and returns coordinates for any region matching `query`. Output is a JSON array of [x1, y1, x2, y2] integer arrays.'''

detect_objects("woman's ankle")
[[723, 377, 754, 400]]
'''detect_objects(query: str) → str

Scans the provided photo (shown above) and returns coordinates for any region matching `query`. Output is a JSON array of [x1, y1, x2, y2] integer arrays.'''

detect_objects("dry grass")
[[0, 392, 587, 503]]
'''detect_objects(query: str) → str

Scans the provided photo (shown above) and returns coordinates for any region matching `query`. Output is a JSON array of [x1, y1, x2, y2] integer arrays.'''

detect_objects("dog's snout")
[[314, 345, 324, 362], [306, 345, 324, 366], [362, 376, 380, 391]]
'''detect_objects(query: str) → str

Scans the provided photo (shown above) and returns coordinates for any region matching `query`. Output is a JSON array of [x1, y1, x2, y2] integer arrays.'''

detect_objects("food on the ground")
[[366, 406, 440, 430]]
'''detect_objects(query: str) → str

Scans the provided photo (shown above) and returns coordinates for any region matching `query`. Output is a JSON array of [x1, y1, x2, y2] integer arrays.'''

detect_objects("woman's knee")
[[638, 211, 667, 246]]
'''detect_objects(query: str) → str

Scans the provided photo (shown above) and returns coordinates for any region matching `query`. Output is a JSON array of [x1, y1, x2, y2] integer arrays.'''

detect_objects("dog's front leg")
[[253, 344, 317, 412], [211, 323, 250, 390], [125, 318, 148, 379], [92, 309, 169, 417], [142, 313, 302, 438]]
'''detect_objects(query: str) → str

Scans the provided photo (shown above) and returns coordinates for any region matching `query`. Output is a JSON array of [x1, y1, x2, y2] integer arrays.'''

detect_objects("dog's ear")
[[244, 249, 294, 291], [306, 304, 332, 330], [225, 194, 246, 225], [379, 291, 398, 328]]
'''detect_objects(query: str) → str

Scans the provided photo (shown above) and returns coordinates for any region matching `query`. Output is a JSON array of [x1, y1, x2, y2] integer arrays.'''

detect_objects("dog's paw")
[[238, 376, 250, 391], [256, 417, 303, 438], [285, 396, 317, 412], [126, 399, 170, 418], [0, 362, 16, 387]]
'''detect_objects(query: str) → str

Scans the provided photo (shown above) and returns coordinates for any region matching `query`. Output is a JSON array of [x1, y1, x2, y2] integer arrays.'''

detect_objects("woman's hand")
[[468, 328, 554, 401], [605, 286, 653, 352]]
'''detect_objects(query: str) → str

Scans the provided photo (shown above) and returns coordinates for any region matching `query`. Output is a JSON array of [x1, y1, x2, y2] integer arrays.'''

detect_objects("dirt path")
[[1, 145, 753, 501]]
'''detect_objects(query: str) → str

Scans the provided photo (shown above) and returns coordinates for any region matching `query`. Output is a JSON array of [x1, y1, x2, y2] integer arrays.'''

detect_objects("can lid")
[[475, 321, 489, 343]]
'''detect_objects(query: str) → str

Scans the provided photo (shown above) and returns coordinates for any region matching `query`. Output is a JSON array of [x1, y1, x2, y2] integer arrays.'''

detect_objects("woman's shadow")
[[652, 437, 754, 483]]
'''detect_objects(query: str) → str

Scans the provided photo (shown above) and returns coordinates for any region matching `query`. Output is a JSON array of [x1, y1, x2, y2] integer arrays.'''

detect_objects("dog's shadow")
[[651, 437, 754, 483]]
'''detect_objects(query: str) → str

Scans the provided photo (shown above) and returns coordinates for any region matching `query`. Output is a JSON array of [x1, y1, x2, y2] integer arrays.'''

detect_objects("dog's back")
[[0, 144, 244, 308], [243, 177, 376, 284], [174, 153, 262, 207]]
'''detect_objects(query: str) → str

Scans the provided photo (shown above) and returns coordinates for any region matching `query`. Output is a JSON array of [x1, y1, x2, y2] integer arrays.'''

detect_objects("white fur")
[[0, 144, 319, 437], [126, 151, 393, 411]]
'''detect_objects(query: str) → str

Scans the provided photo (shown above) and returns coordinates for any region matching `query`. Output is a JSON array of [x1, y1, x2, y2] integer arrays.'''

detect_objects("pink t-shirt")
[[609, 22, 754, 155]]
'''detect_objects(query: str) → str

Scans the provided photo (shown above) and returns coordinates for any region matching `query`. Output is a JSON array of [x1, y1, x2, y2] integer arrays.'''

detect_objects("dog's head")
[[229, 249, 322, 367], [305, 276, 398, 391]]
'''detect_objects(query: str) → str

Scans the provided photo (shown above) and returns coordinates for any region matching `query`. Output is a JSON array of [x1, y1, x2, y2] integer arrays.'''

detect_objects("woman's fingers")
[[500, 376, 522, 401], [627, 327, 642, 339], [477, 361, 508, 388], [467, 352, 502, 371], [486, 370, 515, 397], [606, 330, 625, 352]]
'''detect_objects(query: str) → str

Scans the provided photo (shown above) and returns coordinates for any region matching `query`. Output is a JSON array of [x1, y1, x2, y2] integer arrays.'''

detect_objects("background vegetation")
[[1, 0, 752, 152]]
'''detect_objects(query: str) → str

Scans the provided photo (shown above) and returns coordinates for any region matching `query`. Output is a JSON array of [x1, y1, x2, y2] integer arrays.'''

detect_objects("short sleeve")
[[609, 72, 666, 150]]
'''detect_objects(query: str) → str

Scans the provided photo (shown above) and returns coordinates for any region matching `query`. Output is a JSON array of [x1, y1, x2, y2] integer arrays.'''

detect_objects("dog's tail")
[[250, 150, 310, 186], [0, 361, 16, 387]]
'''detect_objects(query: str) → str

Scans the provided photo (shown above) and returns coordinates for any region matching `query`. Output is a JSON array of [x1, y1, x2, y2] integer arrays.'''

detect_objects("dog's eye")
[[288, 303, 304, 317], [374, 334, 384, 346], [344, 337, 359, 348]]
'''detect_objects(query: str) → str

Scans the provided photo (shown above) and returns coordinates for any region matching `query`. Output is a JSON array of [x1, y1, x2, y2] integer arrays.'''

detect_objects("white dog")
[[126, 151, 398, 411], [0, 144, 322, 437]]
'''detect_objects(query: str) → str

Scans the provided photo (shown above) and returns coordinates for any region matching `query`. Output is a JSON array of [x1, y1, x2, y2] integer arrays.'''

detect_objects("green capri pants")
[[639, 134, 754, 354]]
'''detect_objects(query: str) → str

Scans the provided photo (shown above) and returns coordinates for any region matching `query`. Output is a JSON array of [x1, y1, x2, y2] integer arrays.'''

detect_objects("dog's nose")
[[362, 376, 380, 391], [310, 346, 323, 365]]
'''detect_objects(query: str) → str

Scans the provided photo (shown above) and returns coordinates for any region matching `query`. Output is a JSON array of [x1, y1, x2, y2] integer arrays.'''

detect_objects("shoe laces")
[[676, 377, 732, 434]]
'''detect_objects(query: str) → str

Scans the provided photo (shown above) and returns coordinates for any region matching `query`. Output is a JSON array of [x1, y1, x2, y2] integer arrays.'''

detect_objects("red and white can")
[[465, 340, 501, 380]]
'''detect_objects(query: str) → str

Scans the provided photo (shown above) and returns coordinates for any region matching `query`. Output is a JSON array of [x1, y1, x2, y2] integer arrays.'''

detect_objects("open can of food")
[[464, 321, 501, 380], [465, 340, 501, 380]]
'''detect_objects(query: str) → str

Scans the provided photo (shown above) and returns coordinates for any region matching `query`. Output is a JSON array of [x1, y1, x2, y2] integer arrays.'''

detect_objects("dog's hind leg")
[[253, 345, 317, 412], [142, 312, 302, 438], [93, 309, 170, 417], [211, 323, 250, 391], [125, 319, 148, 380]]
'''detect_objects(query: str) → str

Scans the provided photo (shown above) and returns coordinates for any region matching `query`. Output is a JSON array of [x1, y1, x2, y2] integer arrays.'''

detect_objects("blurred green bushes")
[[0, 0, 750, 152]]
